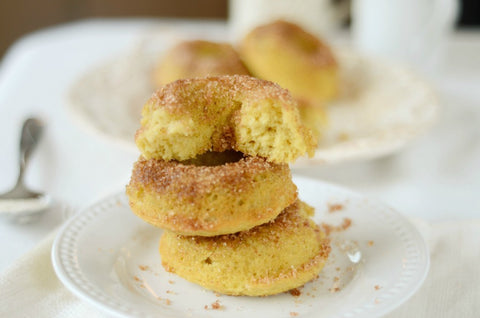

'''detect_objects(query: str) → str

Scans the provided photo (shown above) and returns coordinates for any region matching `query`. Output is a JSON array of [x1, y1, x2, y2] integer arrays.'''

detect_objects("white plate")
[[66, 26, 438, 165], [52, 176, 429, 318]]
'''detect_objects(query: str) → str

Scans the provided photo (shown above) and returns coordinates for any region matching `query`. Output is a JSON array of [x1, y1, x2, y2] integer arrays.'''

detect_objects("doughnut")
[[135, 75, 316, 163], [159, 200, 331, 296], [126, 151, 297, 236], [153, 40, 250, 87], [240, 20, 338, 103]]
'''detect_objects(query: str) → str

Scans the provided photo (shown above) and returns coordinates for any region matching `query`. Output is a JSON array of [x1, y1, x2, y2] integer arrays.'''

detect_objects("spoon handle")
[[17, 118, 44, 183]]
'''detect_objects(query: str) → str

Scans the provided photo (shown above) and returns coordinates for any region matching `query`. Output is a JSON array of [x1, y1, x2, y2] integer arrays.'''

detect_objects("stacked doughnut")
[[126, 75, 330, 296]]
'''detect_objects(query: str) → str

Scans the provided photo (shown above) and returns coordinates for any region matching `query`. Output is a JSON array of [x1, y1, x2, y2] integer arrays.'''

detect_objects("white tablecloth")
[[0, 19, 479, 316]]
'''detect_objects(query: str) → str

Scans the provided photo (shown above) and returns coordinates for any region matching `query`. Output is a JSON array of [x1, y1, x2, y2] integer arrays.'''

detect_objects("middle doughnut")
[[126, 151, 297, 236]]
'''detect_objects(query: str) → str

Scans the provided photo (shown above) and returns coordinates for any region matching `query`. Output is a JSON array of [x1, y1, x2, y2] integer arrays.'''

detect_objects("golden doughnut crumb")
[[135, 75, 317, 163], [159, 200, 331, 296], [241, 20, 338, 103], [153, 40, 250, 87], [126, 152, 298, 236]]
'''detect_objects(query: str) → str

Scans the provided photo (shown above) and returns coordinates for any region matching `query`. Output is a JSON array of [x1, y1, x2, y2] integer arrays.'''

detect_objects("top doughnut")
[[240, 20, 338, 103], [135, 75, 316, 163]]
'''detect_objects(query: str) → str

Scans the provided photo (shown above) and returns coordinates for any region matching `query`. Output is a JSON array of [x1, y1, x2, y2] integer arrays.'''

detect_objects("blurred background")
[[0, 0, 478, 59]]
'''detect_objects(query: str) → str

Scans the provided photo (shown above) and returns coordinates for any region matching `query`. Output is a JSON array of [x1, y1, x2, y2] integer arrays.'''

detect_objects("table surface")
[[0, 19, 479, 273]]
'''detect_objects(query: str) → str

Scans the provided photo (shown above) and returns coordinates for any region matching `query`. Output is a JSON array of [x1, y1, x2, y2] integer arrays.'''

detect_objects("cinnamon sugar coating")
[[159, 200, 330, 296], [126, 152, 297, 236]]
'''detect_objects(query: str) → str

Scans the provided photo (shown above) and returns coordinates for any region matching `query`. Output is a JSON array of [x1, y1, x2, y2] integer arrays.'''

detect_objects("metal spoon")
[[0, 118, 51, 223]]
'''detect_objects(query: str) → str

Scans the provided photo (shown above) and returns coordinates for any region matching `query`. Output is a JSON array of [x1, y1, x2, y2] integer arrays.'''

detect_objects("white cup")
[[228, 0, 350, 41], [352, 0, 459, 72]]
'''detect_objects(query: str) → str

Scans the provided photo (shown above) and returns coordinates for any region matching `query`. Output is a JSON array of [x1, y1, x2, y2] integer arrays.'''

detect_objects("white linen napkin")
[[384, 220, 480, 318], [0, 221, 479, 318], [0, 231, 104, 318]]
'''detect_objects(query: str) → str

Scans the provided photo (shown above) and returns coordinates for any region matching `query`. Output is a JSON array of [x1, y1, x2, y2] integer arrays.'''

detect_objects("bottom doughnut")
[[159, 200, 330, 296]]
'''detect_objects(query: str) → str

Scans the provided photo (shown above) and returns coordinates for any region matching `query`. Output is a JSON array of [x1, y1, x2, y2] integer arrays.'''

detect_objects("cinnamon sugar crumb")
[[289, 288, 301, 297], [139, 265, 149, 271], [328, 203, 344, 213], [368, 240, 374, 246], [290, 312, 299, 317], [374, 285, 381, 290], [168, 280, 175, 284], [211, 300, 222, 309], [166, 290, 176, 294], [205, 300, 223, 310], [329, 287, 340, 293], [157, 297, 171, 305], [321, 218, 352, 236], [333, 276, 339, 282], [341, 218, 352, 230], [133, 276, 141, 282]]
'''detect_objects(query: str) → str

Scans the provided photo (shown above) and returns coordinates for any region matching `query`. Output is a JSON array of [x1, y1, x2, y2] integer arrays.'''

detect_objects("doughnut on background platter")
[[52, 176, 429, 318], [66, 28, 438, 165]]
